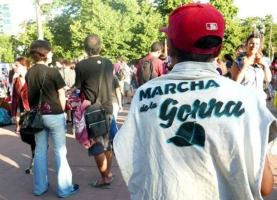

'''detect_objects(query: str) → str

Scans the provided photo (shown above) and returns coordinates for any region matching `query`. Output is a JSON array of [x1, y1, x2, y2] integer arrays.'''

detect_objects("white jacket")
[[114, 61, 277, 200]]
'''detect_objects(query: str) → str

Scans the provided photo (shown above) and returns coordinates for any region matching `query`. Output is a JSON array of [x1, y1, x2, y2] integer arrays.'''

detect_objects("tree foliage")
[[43, 0, 163, 62], [4, 0, 277, 64], [154, 0, 193, 19], [0, 35, 17, 63], [210, 0, 241, 57]]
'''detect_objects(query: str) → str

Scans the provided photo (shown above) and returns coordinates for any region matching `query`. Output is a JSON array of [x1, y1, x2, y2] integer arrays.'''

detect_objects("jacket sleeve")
[[11, 78, 18, 117], [21, 83, 30, 111]]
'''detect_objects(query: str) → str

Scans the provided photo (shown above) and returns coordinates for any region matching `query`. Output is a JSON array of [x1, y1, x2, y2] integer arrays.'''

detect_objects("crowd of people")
[[0, 2, 277, 199]]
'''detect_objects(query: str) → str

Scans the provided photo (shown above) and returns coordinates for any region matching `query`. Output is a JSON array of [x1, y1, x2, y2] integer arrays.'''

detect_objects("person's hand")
[[119, 106, 123, 112], [12, 116, 15, 123], [254, 52, 263, 64], [66, 90, 72, 97]]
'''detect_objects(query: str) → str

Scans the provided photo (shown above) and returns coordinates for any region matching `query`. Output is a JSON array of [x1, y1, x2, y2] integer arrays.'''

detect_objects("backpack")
[[235, 58, 243, 70], [116, 67, 128, 81], [0, 108, 12, 126], [234, 52, 246, 70], [138, 57, 157, 85]]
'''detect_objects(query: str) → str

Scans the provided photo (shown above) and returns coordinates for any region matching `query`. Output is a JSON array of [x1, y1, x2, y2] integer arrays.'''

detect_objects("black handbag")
[[85, 100, 107, 138], [84, 58, 108, 138], [19, 69, 47, 134]]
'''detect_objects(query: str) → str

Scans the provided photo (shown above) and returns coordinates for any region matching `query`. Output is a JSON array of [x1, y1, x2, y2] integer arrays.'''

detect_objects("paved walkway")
[[0, 105, 131, 200], [0, 101, 277, 200]]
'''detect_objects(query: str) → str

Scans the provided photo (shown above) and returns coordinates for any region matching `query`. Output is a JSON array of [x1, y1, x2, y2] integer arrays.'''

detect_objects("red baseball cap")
[[160, 3, 225, 54]]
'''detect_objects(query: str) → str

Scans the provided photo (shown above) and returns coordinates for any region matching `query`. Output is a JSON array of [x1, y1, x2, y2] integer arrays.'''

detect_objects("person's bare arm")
[[231, 62, 239, 81], [58, 88, 66, 111], [66, 86, 77, 96], [115, 87, 123, 112], [261, 155, 274, 196], [232, 59, 249, 83], [136, 76, 139, 87], [269, 65, 276, 71], [258, 60, 272, 83]]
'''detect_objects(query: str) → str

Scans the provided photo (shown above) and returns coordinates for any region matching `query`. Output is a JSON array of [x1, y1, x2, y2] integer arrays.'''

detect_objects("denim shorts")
[[88, 114, 112, 156], [124, 82, 131, 91]]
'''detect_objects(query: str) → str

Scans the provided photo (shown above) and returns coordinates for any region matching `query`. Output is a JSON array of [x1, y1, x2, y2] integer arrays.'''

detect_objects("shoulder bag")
[[84, 58, 108, 138], [19, 69, 47, 134]]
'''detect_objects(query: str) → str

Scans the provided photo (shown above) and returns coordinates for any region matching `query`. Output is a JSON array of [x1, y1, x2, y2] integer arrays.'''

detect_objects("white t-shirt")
[[114, 61, 277, 200], [123, 64, 131, 84]]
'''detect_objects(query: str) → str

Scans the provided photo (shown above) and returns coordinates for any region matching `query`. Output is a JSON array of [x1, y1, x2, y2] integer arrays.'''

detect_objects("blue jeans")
[[34, 113, 73, 196]]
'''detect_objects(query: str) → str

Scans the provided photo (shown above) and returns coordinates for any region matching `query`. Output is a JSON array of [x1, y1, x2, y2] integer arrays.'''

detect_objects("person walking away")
[[110, 73, 122, 143], [113, 56, 123, 73], [136, 42, 166, 86], [9, 63, 20, 102], [122, 59, 132, 104], [130, 64, 138, 96], [11, 56, 35, 174], [114, 3, 276, 199], [75, 34, 115, 189], [26, 40, 79, 197], [59, 59, 76, 133], [112, 74, 122, 122], [270, 57, 277, 92]]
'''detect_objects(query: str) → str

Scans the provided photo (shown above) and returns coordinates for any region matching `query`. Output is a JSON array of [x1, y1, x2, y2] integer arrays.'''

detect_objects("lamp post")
[[35, 0, 43, 39], [268, 23, 273, 59], [35, 0, 53, 40]]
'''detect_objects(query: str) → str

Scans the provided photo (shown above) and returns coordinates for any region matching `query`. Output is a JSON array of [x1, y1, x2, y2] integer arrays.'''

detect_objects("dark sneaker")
[[25, 158, 34, 174], [58, 184, 79, 198]]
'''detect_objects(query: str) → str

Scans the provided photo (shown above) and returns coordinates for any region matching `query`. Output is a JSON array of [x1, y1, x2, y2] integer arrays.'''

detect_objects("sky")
[[11, 0, 277, 35], [10, 0, 36, 35], [233, 0, 277, 22]]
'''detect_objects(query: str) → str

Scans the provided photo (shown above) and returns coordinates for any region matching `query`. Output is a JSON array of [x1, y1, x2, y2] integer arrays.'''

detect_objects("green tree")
[[210, 0, 242, 57], [0, 35, 17, 63], [15, 20, 53, 60], [268, 23, 277, 60], [128, 0, 164, 60], [48, 0, 163, 62], [19, 0, 277, 63], [154, 0, 193, 19]]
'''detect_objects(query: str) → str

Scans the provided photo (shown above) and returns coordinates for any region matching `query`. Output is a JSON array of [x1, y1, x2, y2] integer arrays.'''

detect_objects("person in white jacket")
[[114, 3, 277, 200]]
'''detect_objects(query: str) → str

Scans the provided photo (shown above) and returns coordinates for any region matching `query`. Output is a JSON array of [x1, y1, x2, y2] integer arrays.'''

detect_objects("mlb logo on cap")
[[206, 23, 218, 31]]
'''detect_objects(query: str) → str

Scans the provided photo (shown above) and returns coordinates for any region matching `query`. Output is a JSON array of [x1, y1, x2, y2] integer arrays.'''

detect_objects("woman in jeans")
[[26, 40, 79, 198]]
